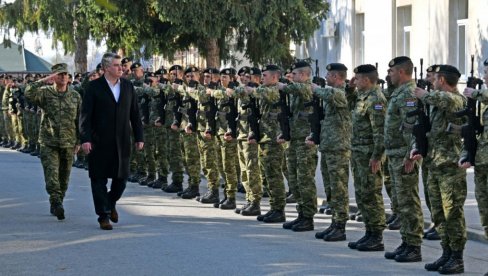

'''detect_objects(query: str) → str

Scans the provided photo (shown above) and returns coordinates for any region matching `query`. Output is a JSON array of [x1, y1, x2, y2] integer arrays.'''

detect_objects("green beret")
[[184, 66, 199, 74], [435, 65, 461, 78], [291, 61, 310, 70], [248, 67, 261, 75], [262, 64, 280, 72], [51, 63, 68, 74], [238, 66, 250, 75], [354, 64, 376, 74], [426, 64, 439, 73], [220, 68, 236, 76], [169, 65, 183, 72], [121, 57, 132, 65], [130, 62, 142, 70], [326, 63, 348, 71], [388, 56, 411, 67]]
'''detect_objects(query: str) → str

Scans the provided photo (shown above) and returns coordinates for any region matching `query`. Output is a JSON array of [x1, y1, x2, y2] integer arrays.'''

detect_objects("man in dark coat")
[[80, 53, 144, 230]]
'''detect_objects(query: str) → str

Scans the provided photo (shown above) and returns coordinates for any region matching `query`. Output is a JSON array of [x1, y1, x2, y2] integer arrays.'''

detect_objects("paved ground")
[[0, 147, 487, 275]]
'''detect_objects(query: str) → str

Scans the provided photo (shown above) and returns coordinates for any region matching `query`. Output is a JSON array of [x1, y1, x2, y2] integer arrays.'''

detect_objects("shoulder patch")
[[374, 103, 384, 110], [405, 98, 416, 107]]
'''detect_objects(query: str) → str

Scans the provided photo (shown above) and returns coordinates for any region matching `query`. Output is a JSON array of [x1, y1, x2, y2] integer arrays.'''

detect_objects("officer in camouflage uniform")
[[345, 64, 387, 251], [383, 56, 423, 263], [410, 65, 466, 274], [312, 63, 352, 241], [24, 63, 81, 221], [462, 58, 488, 256], [278, 61, 318, 232]]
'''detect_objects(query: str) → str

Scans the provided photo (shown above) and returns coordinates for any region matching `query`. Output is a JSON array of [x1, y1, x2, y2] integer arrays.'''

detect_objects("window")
[[449, 0, 468, 77], [457, 19, 468, 75], [396, 5, 412, 57], [354, 13, 365, 66]]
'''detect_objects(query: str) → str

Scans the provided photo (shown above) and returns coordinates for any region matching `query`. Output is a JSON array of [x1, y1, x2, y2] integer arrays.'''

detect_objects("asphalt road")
[[1, 148, 487, 275]]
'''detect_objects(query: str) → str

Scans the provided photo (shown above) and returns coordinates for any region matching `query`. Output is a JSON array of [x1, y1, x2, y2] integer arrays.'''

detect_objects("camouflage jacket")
[[210, 86, 236, 136], [351, 85, 386, 160], [313, 84, 352, 152], [419, 89, 465, 167], [186, 84, 214, 133], [234, 85, 251, 140], [251, 84, 281, 144], [25, 82, 81, 147], [461, 89, 488, 165], [384, 80, 417, 159], [283, 81, 314, 140]]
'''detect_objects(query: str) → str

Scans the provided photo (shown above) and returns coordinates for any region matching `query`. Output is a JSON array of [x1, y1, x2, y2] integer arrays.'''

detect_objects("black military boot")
[[438, 250, 464, 274], [283, 213, 303, 229], [135, 172, 147, 183], [385, 242, 407, 259], [394, 245, 421, 262], [324, 223, 346, 241], [357, 232, 384, 251], [177, 186, 190, 196], [386, 213, 397, 225], [263, 210, 286, 223], [257, 209, 273, 221], [164, 182, 183, 193], [54, 204, 65, 220], [315, 222, 337, 239], [235, 201, 250, 215], [11, 142, 21, 149], [199, 189, 220, 204], [181, 186, 200, 199], [140, 174, 156, 186], [348, 231, 371, 249], [219, 198, 236, 210], [425, 247, 451, 271], [291, 217, 314, 232], [241, 202, 261, 216], [154, 176, 168, 190], [388, 214, 401, 230]]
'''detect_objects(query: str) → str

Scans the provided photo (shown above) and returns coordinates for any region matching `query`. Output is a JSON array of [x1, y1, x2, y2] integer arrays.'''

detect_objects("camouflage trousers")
[[427, 163, 467, 251], [320, 151, 331, 203], [217, 135, 238, 198], [0, 110, 5, 141], [154, 126, 169, 178], [143, 126, 157, 176], [287, 140, 318, 218], [181, 132, 201, 187], [282, 143, 289, 190], [259, 142, 285, 211], [322, 149, 350, 224], [3, 112, 14, 142], [40, 145, 74, 205], [168, 129, 184, 183], [198, 132, 219, 190], [11, 114, 26, 145], [383, 157, 398, 213], [238, 140, 262, 203], [388, 155, 423, 246], [421, 162, 432, 221], [474, 164, 488, 239], [351, 149, 386, 232]]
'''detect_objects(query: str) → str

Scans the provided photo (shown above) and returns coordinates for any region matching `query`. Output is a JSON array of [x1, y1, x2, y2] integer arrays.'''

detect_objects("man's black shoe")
[[291, 218, 314, 232], [357, 232, 384, 251], [241, 202, 261, 216], [181, 186, 200, 199], [385, 242, 407, 259], [425, 247, 451, 271], [54, 204, 65, 220], [348, 231, 371, 249], [315, 222, 337, 239], [164, 182, 183, 193], [323, 223, 346, 241], [219, 198, 236, 210], [394, 245, 421, 262], [257, 209, 273, 221], [438, 251, 464, 274], [263, 210, 286, 223], [199, 189, 219, 204], [283, 213, 303, 229], [236, 202, 250, 215]]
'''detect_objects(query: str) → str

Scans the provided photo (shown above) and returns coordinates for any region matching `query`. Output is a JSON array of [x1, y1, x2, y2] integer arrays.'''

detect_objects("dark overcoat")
[[79, 76, 143, 179]]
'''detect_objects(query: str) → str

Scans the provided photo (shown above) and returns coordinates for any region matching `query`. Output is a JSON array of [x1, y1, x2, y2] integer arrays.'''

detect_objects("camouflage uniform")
[[350, 85, 387, 232], [131, 79, 149, 177], [313, 84, 352, 224], [163, 84, 184, 184], [320, 151, 331, 204], [462, 88, 488, 238], [381, 86, 398, 215], [24, 81, 81, 206], [2, 86, 14, 143], [0, 85, 6, 142], [384, 80, 422, 247], [284, 81, 318, 219]]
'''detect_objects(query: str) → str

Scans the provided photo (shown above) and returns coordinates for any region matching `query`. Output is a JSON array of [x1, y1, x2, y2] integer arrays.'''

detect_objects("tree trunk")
[[74, 31, 88, 73], [204, 38, 220, 68]]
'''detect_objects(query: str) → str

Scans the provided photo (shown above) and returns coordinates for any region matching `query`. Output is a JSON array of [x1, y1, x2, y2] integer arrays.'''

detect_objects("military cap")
[[238, 66, 250, 75], [146, 72, 156, 78], [262, 64, 280, 72], [155, 68, 168, 75], [51, 63, 69, 74], [291, 61, 311, 70], [326, 63, 348, 71], [74, 72, 82, 79], [121, 57, 132, 65], [184, 66, 199, 74], [435, 64, 461, 78], [169, 65, 183, 72], [426, 64, 439, 73], [96, 63, 102, 70], [354, 64, 376, 74], [248, 67, 262, 76], [388, 56, 412, 67], [130, 62, 142, 70], [203, 67, 219, 74], [220, 68, 236, 76], [484, 58, 488, 66]]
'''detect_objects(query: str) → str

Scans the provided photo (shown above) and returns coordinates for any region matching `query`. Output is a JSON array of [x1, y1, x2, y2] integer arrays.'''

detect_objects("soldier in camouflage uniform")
[[24, 63, 81, 221], [344, 64, 387, 251], [383, 56, 423, 263], [0, 77, 6, 145], [2, 76, 15, 148], [278, 61, 318, 232], [410, 65, 466, 274], [312, 63, 352, 241]]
